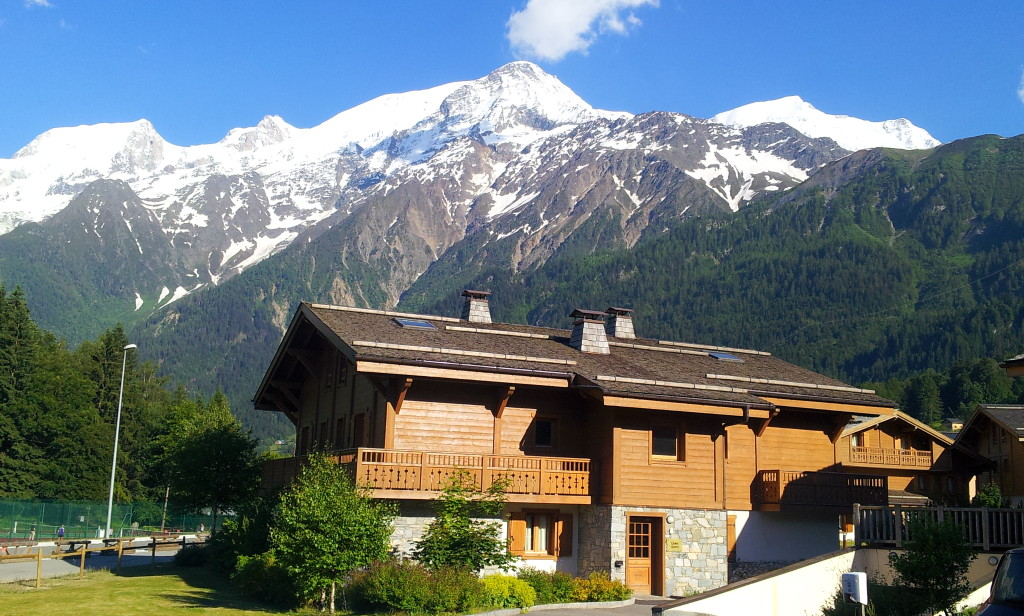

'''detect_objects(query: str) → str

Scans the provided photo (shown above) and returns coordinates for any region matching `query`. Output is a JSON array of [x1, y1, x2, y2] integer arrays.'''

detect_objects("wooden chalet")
[[253, 292, 898, 596], [956, 405, 1024, 505], [837, 411, 984, 506], [1001, 354, 1024, 378]]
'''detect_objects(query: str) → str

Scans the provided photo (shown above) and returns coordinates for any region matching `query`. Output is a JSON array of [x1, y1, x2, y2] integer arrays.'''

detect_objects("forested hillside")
[[0, 286, 258, 517], [404, 134, 1024, 399]]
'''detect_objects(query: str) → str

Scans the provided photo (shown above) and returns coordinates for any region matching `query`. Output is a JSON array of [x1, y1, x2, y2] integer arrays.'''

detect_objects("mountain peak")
[[712, 96, 940, 152]]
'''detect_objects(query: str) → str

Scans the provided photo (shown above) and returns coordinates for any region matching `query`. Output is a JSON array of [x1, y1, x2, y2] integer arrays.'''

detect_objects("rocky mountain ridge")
[[0, 62, 938, 340]]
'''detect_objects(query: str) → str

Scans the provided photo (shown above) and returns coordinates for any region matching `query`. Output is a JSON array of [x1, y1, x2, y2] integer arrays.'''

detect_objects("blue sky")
[[1, 0, 1021, 157]]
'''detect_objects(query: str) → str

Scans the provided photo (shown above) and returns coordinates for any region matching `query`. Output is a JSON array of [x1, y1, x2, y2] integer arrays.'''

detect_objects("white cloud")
[[24, 0, 53, 7], [1018, 68, 1024, 105], [507, 0, 659, 62]]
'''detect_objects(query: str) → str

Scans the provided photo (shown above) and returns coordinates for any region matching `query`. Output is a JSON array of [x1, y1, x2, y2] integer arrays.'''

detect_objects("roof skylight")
[[708, 351, 743, 362], [394, 318, 436, 330]]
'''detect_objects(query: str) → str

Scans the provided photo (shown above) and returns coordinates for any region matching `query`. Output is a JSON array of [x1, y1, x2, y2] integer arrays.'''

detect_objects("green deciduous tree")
[[413, 469, 514, 572], [163, 390, 261, 529], [270, 452, 396, 613], [888, 518, 976, 616]]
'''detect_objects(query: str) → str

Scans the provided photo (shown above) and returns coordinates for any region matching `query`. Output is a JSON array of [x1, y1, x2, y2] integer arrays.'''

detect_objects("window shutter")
[[555, 514, 573, 557], [509, 512, 526, 555]]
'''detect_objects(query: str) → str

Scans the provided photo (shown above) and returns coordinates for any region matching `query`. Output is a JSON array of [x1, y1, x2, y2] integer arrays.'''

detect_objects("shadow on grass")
[[118, 565, 280, 613]]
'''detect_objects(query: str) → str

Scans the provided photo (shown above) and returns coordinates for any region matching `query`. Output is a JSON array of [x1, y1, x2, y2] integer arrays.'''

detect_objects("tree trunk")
[[330, 582, 336, 614]]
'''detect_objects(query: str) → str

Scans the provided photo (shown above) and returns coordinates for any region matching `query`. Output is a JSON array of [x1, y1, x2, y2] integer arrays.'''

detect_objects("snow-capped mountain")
[[0, 62, 938, 329], [712, 96, 940, 152]]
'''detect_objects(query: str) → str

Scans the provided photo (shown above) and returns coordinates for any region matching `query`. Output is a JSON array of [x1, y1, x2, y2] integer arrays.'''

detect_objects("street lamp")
[[104, 343, 137, 539]]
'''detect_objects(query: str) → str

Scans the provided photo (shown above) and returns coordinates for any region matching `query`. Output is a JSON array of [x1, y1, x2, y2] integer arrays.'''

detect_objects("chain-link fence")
[[0, 498, 218, 540]]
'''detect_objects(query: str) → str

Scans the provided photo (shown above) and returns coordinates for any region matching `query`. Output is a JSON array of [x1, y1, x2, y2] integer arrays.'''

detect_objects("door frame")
[[625, 512, 665, 596]]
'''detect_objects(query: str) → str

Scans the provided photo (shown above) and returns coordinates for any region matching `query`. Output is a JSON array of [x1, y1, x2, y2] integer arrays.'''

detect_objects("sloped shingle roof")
[[261, 302, 894, 412]]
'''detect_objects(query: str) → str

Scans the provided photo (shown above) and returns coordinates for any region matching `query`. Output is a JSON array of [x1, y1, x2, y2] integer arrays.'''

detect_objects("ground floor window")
[[509, 510, 572, 557]]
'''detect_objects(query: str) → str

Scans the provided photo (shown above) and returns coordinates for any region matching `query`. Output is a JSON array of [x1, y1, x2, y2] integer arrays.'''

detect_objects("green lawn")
[[0, 565, 287, 615]]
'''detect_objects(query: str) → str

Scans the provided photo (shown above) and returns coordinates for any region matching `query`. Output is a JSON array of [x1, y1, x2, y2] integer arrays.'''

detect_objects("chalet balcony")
[[755, 469, 887, 511], [850, 446, 932, 468], [262, 448, 593, 504]]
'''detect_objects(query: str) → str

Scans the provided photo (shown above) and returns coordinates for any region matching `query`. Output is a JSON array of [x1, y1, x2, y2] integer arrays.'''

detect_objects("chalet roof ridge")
[[609, 340, 707, 356], [596, 374, 749, 395], [307, 302, 461, 323], [657, 340, 770, 356], [352, 340, 578, 366], [446, 325, 553, 340], [707, 373, 876, 394], [840, 410, 955, 445]]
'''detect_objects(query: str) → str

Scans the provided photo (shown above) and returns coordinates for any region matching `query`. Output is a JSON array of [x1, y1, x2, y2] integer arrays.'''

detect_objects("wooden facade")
[[836, 411, 982, 506], [253, 299, 902, 593], [956, 405, 1024, 504], [255, 301, 899, 512]]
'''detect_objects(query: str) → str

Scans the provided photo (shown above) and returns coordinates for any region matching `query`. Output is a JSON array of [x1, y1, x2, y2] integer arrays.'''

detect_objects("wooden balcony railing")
[[855, 505, 1024, 550], [756, 470, 887, 509], [850, 446, 932, 468], [262, 448, 591, 502]]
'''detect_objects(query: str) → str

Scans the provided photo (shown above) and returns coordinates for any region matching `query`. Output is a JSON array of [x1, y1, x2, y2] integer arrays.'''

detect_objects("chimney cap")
[[462, 289, 491, 299], [570, 308, 606, 321], [606, 307, 634, 316]]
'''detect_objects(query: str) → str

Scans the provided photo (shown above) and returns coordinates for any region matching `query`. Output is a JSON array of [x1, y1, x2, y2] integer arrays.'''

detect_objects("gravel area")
[[728, 560, 796, 583]]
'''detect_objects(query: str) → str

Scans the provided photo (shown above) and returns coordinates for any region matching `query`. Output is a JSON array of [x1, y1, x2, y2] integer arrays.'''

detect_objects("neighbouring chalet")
[[1001, 354, 1024, 378], [837, 411, 986, 506], [956, 405, 1024, 505], [253, 292, 898, 596]]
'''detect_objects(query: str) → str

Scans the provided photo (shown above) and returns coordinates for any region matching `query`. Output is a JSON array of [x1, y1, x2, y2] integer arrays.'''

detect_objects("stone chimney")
[[605, 307, 635, 339], [569, 309, 610, 354], [461, 289, 492, 323]]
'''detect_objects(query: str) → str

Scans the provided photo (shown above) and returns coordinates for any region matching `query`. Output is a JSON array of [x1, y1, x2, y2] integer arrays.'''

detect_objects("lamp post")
[[104, 343, 137, 539]]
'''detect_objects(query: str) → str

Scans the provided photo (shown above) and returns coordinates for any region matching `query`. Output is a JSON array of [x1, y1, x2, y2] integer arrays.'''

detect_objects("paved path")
[[0, 543, 180, 585], [530, 601, 659, 616]]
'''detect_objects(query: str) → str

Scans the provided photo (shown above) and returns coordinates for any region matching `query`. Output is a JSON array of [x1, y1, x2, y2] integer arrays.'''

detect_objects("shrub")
[[482, 574, 537, 610], [353, 560, 433, 613], [517, 568, 576, 604], [570, 571, 632, 602], [232, 552, 298, 608], [889, 518, 976, 616], [173, 543, 209, 567], [426, 566, 487, 614], [350, 560, 488, 614]]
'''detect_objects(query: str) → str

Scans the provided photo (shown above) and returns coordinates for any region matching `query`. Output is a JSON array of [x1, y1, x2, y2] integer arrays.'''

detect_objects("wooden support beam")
[[492, 386, 516, 455], [494, 386, 516, 419], [755, 409, 779, 437], [602, 396, 771, 418], [288, 349, 319, 374], [829, 415, 852, 444], [759, 397, 895, 416], [357, 361, 570, 388], [264, 391, 300, 421], [392, 378, 413, 415], [383, 378, 412, 449]]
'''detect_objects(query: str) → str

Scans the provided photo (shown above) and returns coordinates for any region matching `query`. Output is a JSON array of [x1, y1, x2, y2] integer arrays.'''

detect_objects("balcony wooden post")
[[982, 509, 991, 551], [418, 453, 428, 491], [539, 460, 549, 496], [894, 505, 903, 548], [853, 503, 861, 546], [483, 456, 493, 493]]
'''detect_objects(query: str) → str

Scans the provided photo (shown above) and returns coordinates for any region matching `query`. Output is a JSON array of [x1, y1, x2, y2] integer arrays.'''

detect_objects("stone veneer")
[[578, 505, 728, 596], [389, 501, 508, 565]]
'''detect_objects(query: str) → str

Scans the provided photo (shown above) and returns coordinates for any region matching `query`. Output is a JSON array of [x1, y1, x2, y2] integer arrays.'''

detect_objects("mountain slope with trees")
[[402, 134, 1024, 413]]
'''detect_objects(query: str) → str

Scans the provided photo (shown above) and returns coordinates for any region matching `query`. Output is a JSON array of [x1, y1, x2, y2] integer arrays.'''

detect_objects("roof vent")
[[570, 309, 609, 354], [605, 307, 635, 339], [461, 289, 492, 324]]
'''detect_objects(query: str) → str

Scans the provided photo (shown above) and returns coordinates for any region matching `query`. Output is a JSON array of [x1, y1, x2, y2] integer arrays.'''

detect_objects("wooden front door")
[[626, 516, 662, 594]]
